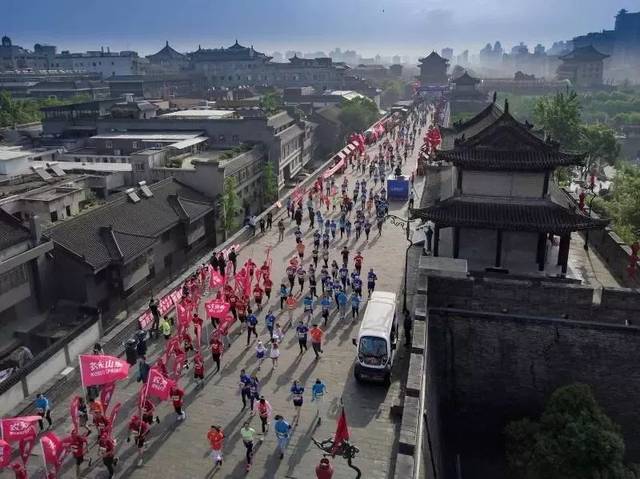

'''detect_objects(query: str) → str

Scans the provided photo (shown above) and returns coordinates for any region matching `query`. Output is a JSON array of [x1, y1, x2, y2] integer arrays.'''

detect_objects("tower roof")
[[453, 71, 480, 85], [146, 41, 186, 60], [419, 51, 449, 65], [560, 45, 609, 61]]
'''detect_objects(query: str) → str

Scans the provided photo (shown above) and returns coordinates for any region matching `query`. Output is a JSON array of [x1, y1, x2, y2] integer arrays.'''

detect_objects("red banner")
[[40, 432, 66, 475], [172, 352, 185, 380], [0, 439, 11, 468], [1, 417, 39, 443], [176, 303, 191, 328], [204, 299, 230, 319], [100, 382, 116, 413], [79, 355, 129, 387], [145, 368, 175, 401], [69, 397, 80, 435], [138, 287, 182, 329], [194, 322, 202, 354], [323, 158, 346, 180], [332, 407, 350, 455]]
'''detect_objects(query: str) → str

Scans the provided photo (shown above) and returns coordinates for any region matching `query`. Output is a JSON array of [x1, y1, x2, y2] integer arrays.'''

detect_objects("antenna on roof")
[[504, 98, 509, 113]]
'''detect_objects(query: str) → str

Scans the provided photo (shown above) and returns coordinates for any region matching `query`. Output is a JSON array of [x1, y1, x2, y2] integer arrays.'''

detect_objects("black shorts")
[[136, 436, 145, 449], [194, 372, 204, 379], [293, 398, 303, 407], [75, 455, 84, 466]]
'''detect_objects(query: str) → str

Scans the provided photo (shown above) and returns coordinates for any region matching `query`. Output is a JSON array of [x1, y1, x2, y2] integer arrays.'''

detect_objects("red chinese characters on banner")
[[0, 439, 11, 468], [78, 355, 129, 387], [204, 299, 230, 319], [1, 417, 39, 442], [145, 368, 175, 401]]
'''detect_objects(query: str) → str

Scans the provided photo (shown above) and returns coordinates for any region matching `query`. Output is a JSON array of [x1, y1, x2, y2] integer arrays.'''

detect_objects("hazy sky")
[[1, 0, 634, 58]]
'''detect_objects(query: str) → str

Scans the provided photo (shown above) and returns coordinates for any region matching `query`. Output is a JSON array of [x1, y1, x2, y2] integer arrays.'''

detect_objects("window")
[[105, 141, 113, 149], [161, 231, 171, 243], [50, 211, 58, 222], [218, 135, 225, 143], [66, 206, 71, 217], [232, 135, 239, 144], [0, 265, 28, 292], [132, 141, 138, 149]]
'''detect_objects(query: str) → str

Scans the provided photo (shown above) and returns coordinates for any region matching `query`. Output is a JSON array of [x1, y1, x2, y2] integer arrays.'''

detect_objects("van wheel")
[[354, 371, 362, 383], [383, 373, 391, 386]]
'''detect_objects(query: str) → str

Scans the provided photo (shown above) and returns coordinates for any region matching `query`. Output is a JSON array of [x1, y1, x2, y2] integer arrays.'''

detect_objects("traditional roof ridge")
[[453, 71, 480, 85], [560, 44, 609, 61], [419, 51, 448, 63], [412, 196, 608, 234], [452, 100, 503, 133]]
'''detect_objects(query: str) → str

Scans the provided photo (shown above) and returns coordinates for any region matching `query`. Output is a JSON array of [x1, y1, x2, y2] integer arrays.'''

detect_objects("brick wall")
[[428, 309, 640, 479]]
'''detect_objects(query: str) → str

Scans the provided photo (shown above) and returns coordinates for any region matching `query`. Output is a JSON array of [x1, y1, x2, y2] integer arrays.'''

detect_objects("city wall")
[[427, 308, 640, 478]]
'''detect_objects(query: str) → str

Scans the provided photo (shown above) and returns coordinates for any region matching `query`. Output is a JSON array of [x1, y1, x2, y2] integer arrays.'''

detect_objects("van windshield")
[[358, 336, 388, 366]]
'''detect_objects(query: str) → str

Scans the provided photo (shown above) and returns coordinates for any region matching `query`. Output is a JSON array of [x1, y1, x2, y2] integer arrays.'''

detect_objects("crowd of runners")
[[21, 102, 431, 479]]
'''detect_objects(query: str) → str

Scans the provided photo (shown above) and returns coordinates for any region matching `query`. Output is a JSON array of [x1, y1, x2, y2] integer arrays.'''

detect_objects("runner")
[[272, 323, 284, 344], [290, 380, 305, 426], [170, 384, 186, 420], [69, 429, 88, 479], [193, 352, 205, 388], [350, 292, 362, 320], [311, 378, 328, 425], [269, 340, 280, 369], [253, 395, 273, 435], [320, 293, 332, 326], [285, 294, 297, 325], [239, 369, 252, 410], [274, 415, 292, 459], [263, 275, 273, 301], [248, 374, 260, 410], [209, 334, 224, 373], [141, 396, 160, 426], [310, 324, 324, 359], [367, 268, 378, 296], [240, 420, 257, 471], [126, 415, 149, 466], [207, 425, 224, 468], [354, 251, 364, 275], [255, 340, 266, 370], [279, 283, 288, 310], [296, 320, 309, 354], [265, 309, 276, 338], [98, 432, 118, 479], [303, 293, 314, 321]]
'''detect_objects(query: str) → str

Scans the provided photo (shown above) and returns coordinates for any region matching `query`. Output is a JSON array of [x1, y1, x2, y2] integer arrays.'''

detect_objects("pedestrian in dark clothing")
[[210, 254, 219, 273], [228, 248, 237, 274], [259, 218, 266, 234], [266, 212, 273, 229], [425, 226, 433, 254]]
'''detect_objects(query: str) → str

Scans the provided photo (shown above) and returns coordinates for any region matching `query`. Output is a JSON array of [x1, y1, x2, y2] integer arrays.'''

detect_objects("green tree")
[[380, 80, 406, 108], [579, 123, 620, 178], [262, 161, 278, 204], [260, 92, 283, 115], [597, 164, 640, 244], [221, 176, 240, 238], [505, 383, 633, 479], [533, 91, 582, 149], [339, 97, 380, 137], [0, 91, 91, 127]]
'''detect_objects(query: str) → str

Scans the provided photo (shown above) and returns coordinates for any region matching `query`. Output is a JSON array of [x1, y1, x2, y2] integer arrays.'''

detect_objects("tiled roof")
[[419, 51, 448, 64], [147, 41, 186, 61], [437, 149, 583, 171], [560, 45, 609, 61], [0, 209, 30, 251], [411, 198, 608, 234], [438, 109, 584, 170], [44, 178, 214, 270], [441, 101, 503, 150]]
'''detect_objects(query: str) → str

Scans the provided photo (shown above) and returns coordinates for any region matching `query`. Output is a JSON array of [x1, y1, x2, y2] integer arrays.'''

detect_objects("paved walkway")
[[10, 127, 427, 479]]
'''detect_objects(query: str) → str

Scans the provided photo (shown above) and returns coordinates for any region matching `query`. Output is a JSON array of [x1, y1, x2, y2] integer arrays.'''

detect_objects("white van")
[[352, 291, 398, 385]]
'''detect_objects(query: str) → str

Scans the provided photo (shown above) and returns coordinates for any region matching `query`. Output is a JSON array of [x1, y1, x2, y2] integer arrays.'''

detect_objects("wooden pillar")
[[433, 226, 440, 257], [558, 233, 571, 274], [536, 233, 546, 271], [495, 230, 503, 268], [453, 227, 460, 259]]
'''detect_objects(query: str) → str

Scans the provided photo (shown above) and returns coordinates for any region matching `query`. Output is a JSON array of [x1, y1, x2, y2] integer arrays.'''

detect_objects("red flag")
[[78, 355, 129, 387], [145, 367, 175, 401], [106, 402, 121, 439], [100, 382, 116, 413], [69, 397, 80, 435], [1, 417, 39, 442], [172, 352, 186, 380], [176, 303, 191, 328], [19, 436, 35, 466], [332, 407, 350, 455], [209, 270, 224, 289], [0, 439, 11, 467], [39, 432, 66, 475], [194, 322, 202, 354]]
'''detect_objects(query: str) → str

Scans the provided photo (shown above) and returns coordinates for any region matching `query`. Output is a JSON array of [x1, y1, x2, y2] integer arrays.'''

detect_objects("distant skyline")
[[1, 0, 635, 59]]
